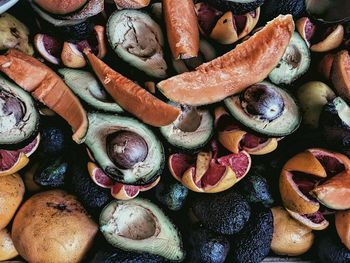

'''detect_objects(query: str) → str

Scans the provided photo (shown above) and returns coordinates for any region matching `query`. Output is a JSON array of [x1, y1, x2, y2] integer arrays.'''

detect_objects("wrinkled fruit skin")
[[192, 190, 251, 235], [107, 131, 148, 169], [230, 206, 273, 263], [242, 84, 284, 121], [317, 232, 350, 263], [33, 157, 68, 188], [188, 227, 230, 263]]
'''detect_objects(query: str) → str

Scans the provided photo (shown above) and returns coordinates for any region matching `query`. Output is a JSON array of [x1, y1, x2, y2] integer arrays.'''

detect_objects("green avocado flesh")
[[100, 198, 184, 261], [0, 75, 39, 146], [224, 81, 301, 136], [59, 68, 123, 113], [160, 107, 214, 150], [84, 113, 164, 185]]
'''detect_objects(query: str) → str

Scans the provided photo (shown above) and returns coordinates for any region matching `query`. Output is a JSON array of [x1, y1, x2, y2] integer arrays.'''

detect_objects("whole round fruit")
[[0, 174, 25, 229], [271, 207, 314, 256], [12, 190, 98, 263], [0, 228, 18, 261]]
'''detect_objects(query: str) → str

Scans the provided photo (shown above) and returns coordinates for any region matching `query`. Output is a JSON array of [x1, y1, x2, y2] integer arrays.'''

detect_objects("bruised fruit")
[[0, 13, 34, 55], [169, 141, 251, 193], [0, 135, 40, 177], [331, 50, 350, 103], [192, 190, 251, 235], [297, 81, 336, 129], [107, 10, 167, 78], [296, 17, 344, 52], [0, 174, 25, 229], [195, 3, 260, 45], [0, 49, 88, 144], [84, 50, 180, 127], [157, 15, 295, 106], [271, 207, 314, 256], [320, 97, 350, 155], [335, 209, 350, 250], [225, 81, 301, 136], [84, 113, 164, 185], [313, 170, 350, 210], [280, 148, 349, 215], [230, 205, 273, 263], [12, 190, 98, 263], [269, 32, 310, 85], [215, 107, 279, 155], [0, 75, 39, 147], [100, 198, 184, 261], [188, 227, 230, 263], [0, 228, 18, 261]]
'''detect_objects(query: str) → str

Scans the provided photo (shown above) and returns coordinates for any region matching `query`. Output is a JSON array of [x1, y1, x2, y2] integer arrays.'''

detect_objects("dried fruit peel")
[[84, 50, 180, 127], [157, 15, 294, 106], [0, 49, 88, 143]]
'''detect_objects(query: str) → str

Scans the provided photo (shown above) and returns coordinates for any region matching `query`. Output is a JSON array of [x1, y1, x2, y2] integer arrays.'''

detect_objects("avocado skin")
[[192, 190, 251, 235], [34, 157, 68, 188], [155, 178, 189, 211], [58, 20, 94, 42], [317, 232, 350, 263], [260, 0, 305, 24], [204, 0, 264, 15], [90, 248, 168, 263], [230, 206, 273, 263], [188, 227, 230, 263], [238, 165, 274, 207], [69, 163, 112, 216]]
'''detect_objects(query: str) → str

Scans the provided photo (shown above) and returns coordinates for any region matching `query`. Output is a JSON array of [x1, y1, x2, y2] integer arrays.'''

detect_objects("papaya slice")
[[163, 0, 199, 59], [0, 49, 88, 143], [157, 15, 294, 106], [331, 50, 350, 104], [84, 50, 180, 127]]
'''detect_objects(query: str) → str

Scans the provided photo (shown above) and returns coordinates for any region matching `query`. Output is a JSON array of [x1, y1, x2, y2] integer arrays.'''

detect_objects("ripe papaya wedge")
[[0, 49, 88, 143], [84, 49, 180, 127], [157, 15, 294, 106]]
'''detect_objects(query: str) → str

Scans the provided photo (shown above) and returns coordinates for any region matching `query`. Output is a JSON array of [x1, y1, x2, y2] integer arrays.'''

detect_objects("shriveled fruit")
[[271, 207, 314, 256], [331, 50, 350, 103], [0, 174, 25, 229], [157, 15, 295, 106], [286, 209, 329, 231], [215, 107, 279, 155], [169, 142, 251, 193], [296, 17, 344, 52], [164, 0, 199, 59], [280, 148, 349, 214], [335, 209, 350, 250], [0, 134, 40, 177], [84, 50, 180, 127], [0, 228, 18, 261], [0, 49, 88, 143]]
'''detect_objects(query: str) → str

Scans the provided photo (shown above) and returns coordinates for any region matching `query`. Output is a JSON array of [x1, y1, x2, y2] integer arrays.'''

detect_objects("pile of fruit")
[[0, 0, 350, 262]]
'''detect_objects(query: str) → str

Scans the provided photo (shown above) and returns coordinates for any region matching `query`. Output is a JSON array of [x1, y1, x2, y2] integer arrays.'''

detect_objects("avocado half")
[[84, 113, 164, 185], [205, 0, 264, 14], [100, 198, 184, 261], [0, 75, 39, 146], [59, 68, 124, 113], [160, 104, 214, 151], [224, 81, 301, 137]]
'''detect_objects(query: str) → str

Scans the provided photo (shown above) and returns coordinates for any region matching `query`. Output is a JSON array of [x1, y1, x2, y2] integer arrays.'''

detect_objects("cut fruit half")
[[287, 209, 329, 230], [168, 143, 251, 193], [34, 34, 62, 65], [0, 134, 40, 177], [88, 162, 114, 189], [111, 177, 160, 200]]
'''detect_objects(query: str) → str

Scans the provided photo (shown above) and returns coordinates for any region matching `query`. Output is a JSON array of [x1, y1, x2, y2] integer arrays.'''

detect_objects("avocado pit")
[[107, 131, 148, 169], [241, 84, 285, 121]]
